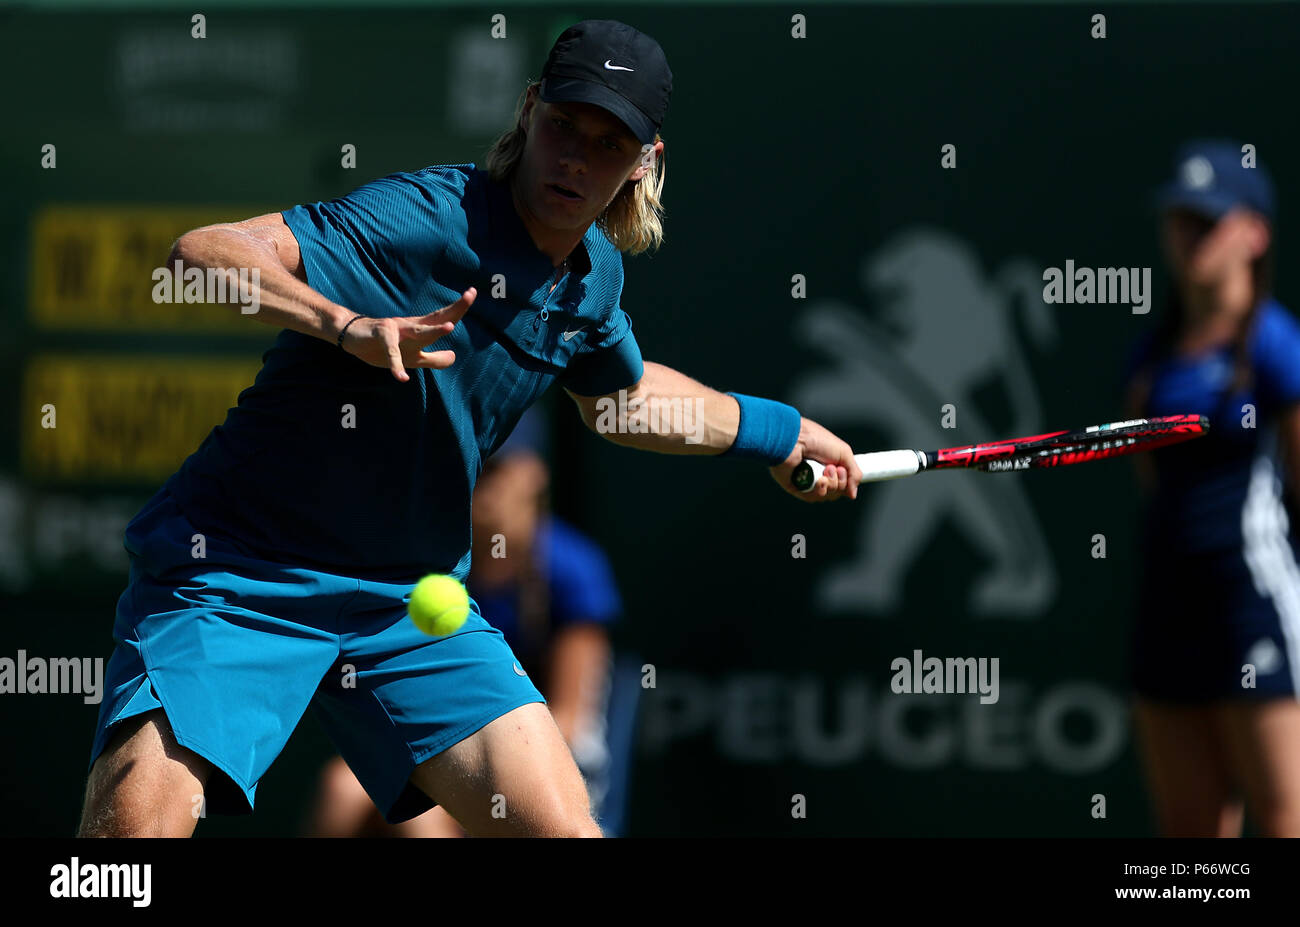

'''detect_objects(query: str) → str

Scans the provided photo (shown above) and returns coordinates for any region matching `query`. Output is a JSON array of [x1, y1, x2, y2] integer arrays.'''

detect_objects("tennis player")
[[77, 20, 862, 837], [1125, 140, 1300, 837]]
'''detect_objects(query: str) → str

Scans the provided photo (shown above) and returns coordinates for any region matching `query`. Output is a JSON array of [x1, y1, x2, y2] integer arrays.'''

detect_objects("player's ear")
[[1250, 215, 1272, 257], [629, 140, 663, 182], [520, 88, 539, 130], [527, 455, 550, 496]]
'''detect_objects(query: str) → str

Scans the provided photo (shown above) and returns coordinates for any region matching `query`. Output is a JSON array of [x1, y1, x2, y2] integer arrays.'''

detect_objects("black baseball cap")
[[539, 20, 672, 145]]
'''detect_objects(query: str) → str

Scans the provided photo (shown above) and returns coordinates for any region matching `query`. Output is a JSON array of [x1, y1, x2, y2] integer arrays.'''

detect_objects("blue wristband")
[[723, 392, 802, 464]]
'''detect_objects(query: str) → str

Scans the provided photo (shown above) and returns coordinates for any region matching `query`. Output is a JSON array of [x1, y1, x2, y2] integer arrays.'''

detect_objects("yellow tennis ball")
[[408, 574, 470, 636]]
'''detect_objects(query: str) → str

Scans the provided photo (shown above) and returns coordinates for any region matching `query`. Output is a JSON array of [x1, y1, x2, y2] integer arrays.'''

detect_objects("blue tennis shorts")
[[89, 488, 545, 823]]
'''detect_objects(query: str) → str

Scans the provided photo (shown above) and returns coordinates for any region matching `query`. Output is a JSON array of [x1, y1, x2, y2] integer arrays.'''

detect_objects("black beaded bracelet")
[[337, 314, 365, 349]]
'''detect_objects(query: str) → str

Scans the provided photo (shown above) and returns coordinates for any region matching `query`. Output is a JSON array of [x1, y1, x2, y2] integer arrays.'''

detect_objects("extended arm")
[[171, 213, 353, 341], [565, 360, 863, 501], [170, 213, 472, 381], [565, 361, 737, 454]]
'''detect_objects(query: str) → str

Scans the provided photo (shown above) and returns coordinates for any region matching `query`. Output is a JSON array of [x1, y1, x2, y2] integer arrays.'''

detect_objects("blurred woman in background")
[[1125, 140, 1300, 837], [308, 409, 635, 837]]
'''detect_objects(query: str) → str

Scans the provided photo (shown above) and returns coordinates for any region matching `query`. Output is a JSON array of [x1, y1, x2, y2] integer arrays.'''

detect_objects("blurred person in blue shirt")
[[308, 408, 636, 836], [1125, 140, 1300, 837]]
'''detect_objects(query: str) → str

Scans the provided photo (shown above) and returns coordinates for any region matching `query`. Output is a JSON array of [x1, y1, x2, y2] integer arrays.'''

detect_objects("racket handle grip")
[[791, 450, 923, 492]]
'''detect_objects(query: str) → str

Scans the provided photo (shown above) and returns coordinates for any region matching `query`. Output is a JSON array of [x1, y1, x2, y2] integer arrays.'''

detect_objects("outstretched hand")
[[769, 417, 863, 502], [341, 288, 476, 382]]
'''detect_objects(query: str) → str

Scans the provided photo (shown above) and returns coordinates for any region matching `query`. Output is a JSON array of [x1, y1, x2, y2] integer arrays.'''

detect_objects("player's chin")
[[539, 205, 593, 230]]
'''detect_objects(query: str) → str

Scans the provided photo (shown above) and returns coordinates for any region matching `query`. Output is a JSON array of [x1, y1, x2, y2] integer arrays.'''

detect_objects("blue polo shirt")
[[163, 164, 643, 582], [1129, 299, 1300, 553]]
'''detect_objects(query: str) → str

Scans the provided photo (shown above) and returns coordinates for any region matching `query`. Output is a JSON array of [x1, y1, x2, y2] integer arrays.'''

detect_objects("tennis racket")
[[791, 413, 1210, 492]]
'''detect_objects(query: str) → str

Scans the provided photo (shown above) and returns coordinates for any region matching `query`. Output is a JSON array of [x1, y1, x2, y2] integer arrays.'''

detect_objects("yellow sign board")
[[29, 206, 271, 332], [23, 355, 262, 482]]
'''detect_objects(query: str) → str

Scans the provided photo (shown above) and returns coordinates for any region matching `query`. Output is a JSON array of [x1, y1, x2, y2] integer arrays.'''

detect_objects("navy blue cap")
[[1155, 139, 1276, 221], [539, 20, 672, 145]]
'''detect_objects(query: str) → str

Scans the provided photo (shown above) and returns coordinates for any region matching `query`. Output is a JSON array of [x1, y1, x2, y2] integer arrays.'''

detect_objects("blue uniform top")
[[1130, 299, 1300, 553], [468, 516, 621, 673], [164, 165, 644, 582]]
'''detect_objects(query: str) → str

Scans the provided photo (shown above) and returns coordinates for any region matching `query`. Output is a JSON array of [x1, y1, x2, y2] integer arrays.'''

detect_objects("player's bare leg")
[[1216, 699, 1300, 837], [77, 708, 213, 838], [1133, 701, 1242, 837], [409, 702, 600, 837]]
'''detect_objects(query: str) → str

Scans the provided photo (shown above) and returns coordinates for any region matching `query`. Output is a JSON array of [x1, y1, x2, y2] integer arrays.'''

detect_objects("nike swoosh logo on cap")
[[604, 59, 634, 71], [562, 328, 583, 341]]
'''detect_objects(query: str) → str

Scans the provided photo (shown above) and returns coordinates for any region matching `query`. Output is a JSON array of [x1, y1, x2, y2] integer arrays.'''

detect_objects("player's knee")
[[537, 789, 602, 837], [76, 788, 117, 838], [527, 802, 601, 837], [78, 782, 172, 837], [566, 814, 604, 838], [79, 765, 202, 838], [78, 713, 210, 837], [77, 800, 158, 838]]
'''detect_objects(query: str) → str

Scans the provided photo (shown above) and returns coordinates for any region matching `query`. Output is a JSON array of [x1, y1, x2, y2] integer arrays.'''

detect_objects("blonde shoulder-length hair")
[[484, 82, 666, 256]]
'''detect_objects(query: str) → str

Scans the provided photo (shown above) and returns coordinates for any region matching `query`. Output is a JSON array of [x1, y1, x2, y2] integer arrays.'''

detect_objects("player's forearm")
[[169, 227, 354, 343], [597, 361, 741, 454]]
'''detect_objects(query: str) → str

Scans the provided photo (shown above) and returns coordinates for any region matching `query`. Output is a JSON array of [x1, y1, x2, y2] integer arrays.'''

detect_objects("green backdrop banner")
[[2, 3, 1295, 836]]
